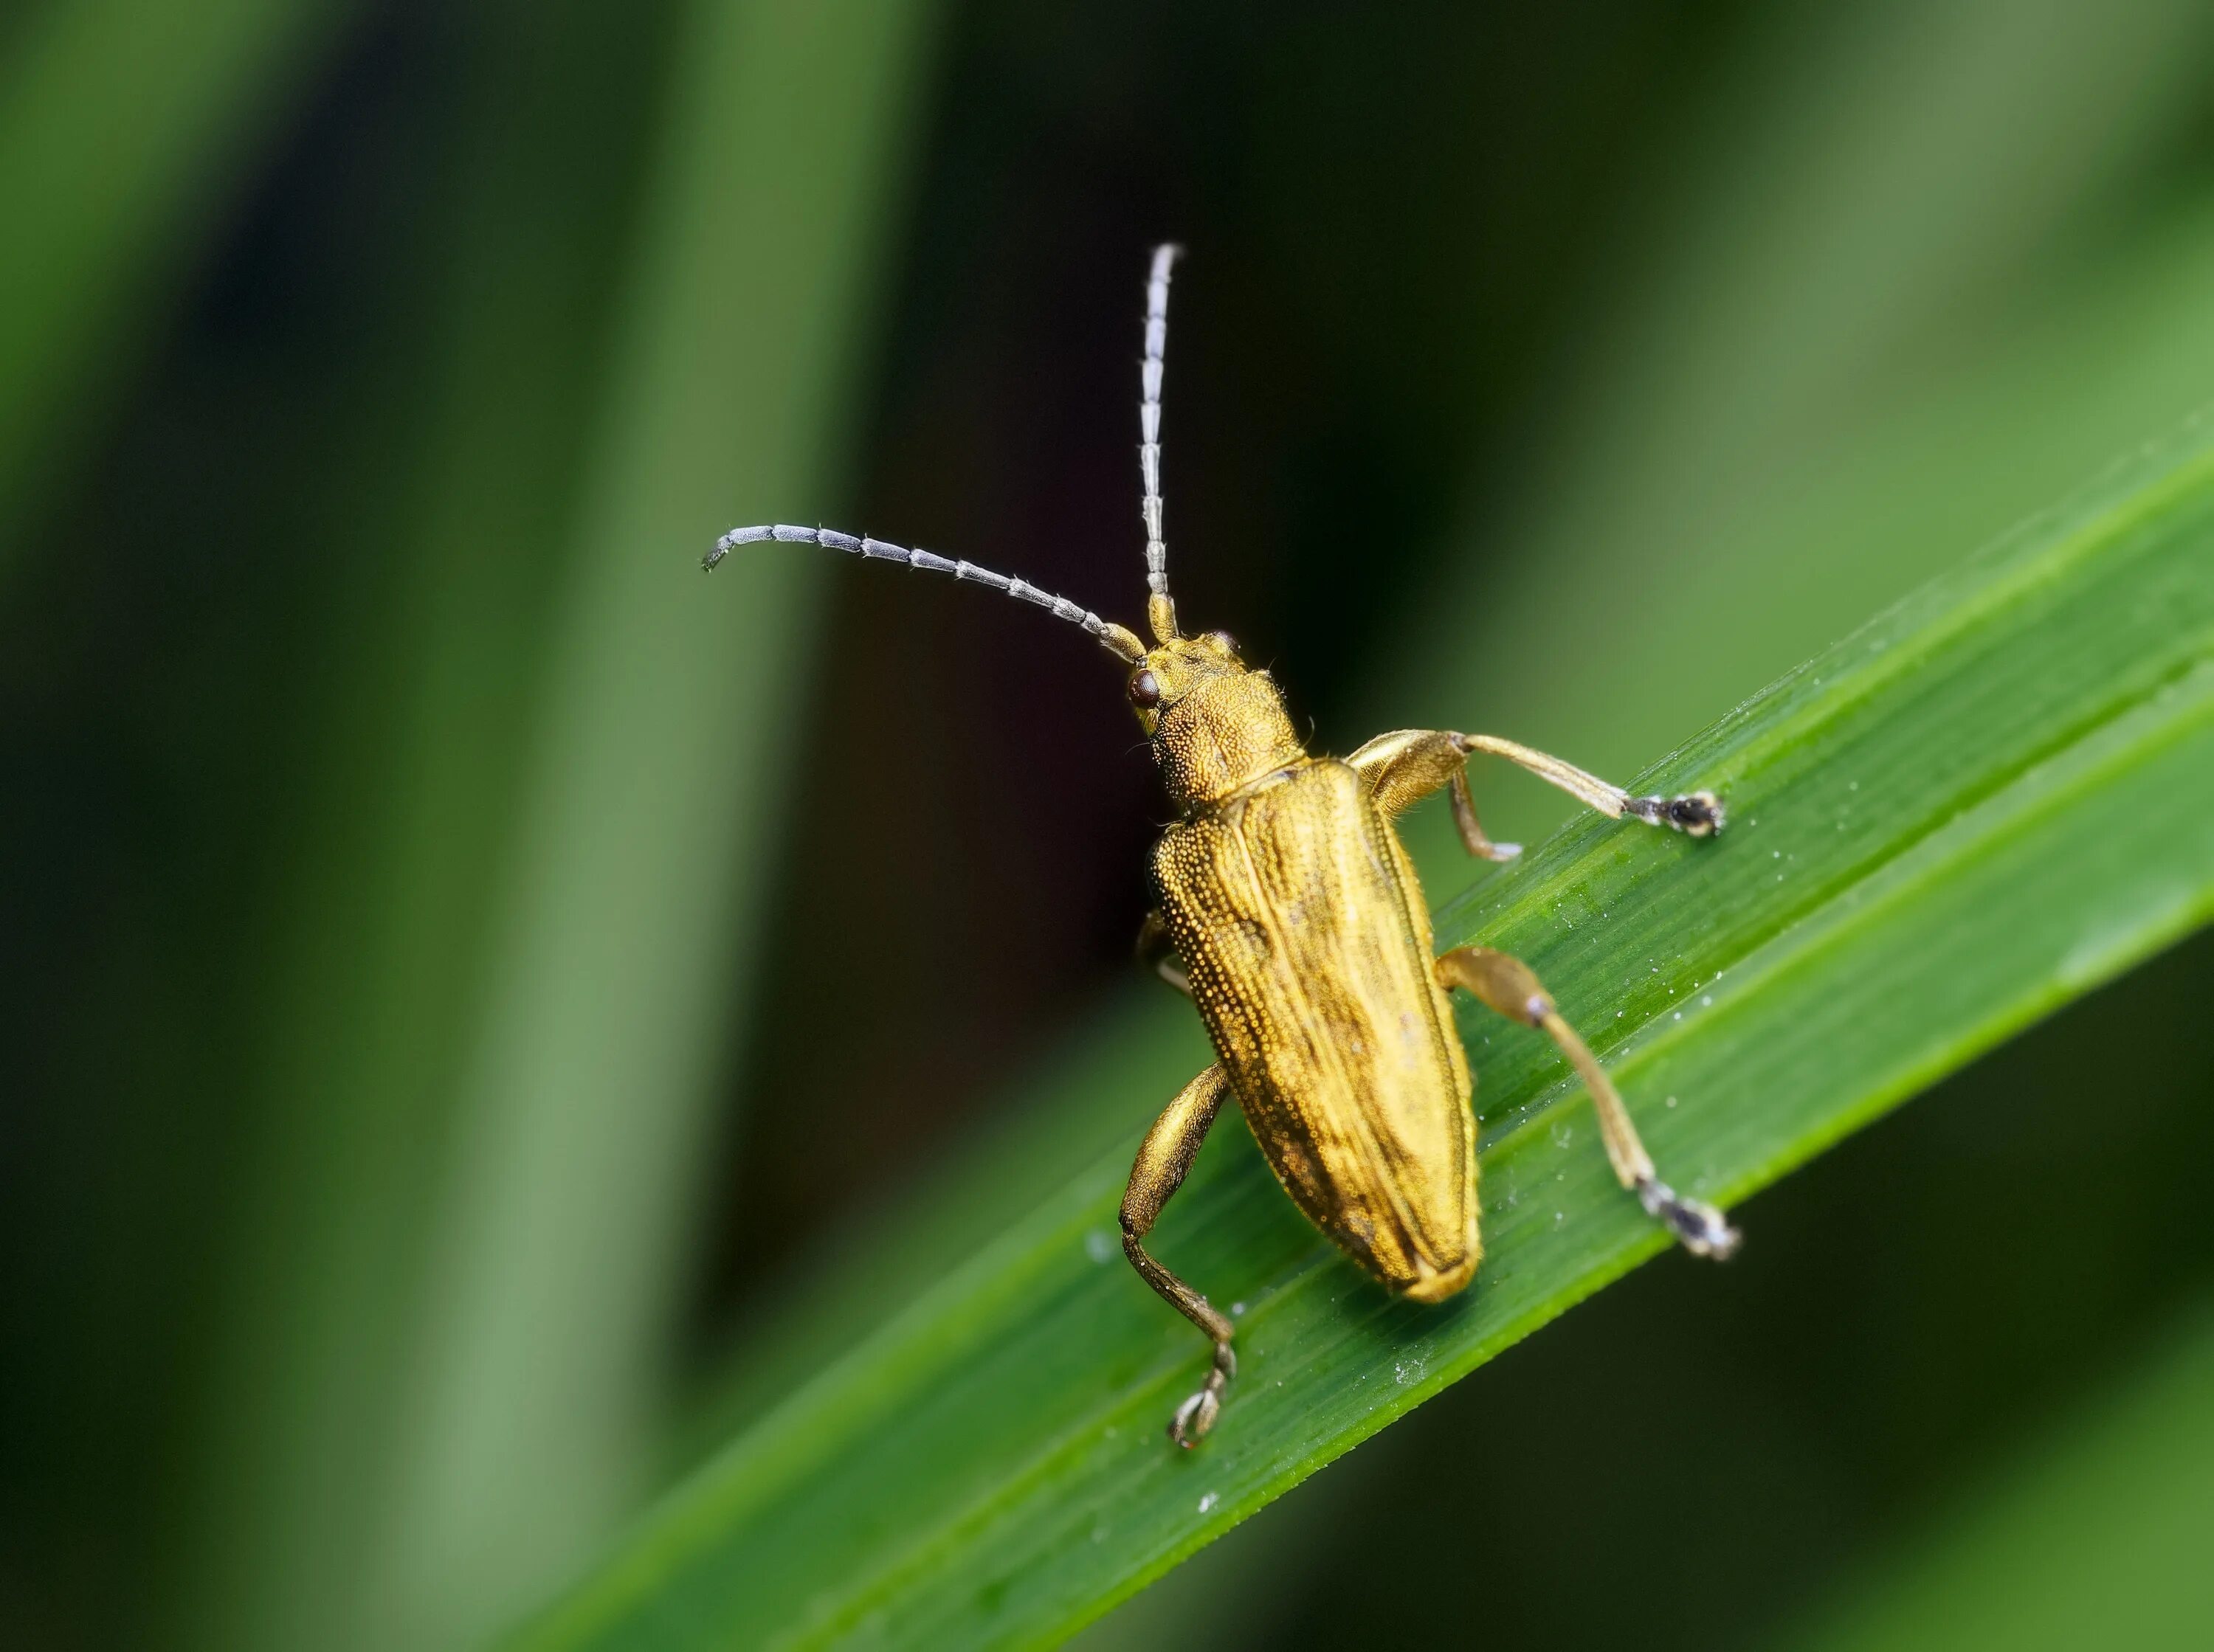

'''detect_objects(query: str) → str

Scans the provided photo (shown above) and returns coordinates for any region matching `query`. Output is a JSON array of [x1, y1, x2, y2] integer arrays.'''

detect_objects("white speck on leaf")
[[1084, 1229, 1114, 1265], [1198, 1492, 1218, 1515]]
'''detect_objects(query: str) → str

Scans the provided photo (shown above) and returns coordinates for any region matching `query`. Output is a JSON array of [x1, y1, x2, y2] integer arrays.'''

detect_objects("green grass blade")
[[513, 401, 2214, 1646]]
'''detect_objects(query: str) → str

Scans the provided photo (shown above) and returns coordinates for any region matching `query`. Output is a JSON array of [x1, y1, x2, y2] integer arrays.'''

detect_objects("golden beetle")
[[708, 245, 1739, 1448]]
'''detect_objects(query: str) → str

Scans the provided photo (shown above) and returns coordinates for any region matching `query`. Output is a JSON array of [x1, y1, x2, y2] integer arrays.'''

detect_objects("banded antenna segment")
[[706, 525, 1147, 663], [1139, 243, 1182, 641]]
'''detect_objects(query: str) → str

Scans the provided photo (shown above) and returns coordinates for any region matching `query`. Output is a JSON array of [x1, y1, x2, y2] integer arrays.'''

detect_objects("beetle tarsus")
[[1169, 1343, 1236, 1448], [1637, 1175, 1740, 1259], [1627, 789, 1725, 836]]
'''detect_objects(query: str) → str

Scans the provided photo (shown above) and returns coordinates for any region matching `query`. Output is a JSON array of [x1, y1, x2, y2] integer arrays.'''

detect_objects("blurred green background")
[[5, 1, 2214, 1648]]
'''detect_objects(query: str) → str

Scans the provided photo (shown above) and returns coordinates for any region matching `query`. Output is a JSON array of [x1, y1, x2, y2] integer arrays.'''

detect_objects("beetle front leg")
[[1136, 909, 1192, 996], [1348, 727, 1722, 851], [1121, 1063, 1237, 1445], [1436, 945, 1740, 1259], [1345, 728, 1520, 860]]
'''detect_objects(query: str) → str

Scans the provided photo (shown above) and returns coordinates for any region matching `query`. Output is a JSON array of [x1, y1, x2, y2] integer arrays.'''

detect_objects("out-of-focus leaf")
[[1379, 0, 2214, 847], [0, 0, 347, 567], [514, 407, 2214, 1647], [1782, 1308, 2214, 1652], [361, 1, 941, 1642], [165, 2, 940, 1649]]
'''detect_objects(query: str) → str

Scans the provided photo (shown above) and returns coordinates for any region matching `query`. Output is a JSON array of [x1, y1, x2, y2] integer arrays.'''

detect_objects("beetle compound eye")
[[1129, 670, 1162, 708], [1203, 630, 1238, 657]]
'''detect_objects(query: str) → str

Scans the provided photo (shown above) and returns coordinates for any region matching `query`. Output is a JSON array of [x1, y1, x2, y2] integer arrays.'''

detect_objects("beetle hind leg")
[[1121, 1064, 1238, 1445], [1436, 945, 1739, 1259]]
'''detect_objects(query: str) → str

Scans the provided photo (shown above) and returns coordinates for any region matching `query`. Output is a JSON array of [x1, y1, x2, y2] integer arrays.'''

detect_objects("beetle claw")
[[1638, 1175, 1741, 1259], [1627, 789, 1725, 836], [1168, 1343, 1236, 1448], [1169, 1386, 1219, 1448]]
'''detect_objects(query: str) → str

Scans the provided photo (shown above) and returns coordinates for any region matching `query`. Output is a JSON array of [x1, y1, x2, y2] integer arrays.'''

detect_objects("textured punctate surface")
[[1156, 758, 1477, 1295]]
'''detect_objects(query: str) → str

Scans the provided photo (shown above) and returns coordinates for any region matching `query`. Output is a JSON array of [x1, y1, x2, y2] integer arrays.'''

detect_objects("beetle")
[[707, 244, 1738, 1448]]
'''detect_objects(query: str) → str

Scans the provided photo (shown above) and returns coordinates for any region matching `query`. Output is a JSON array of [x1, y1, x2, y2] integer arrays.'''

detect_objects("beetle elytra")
[[708, 244, 1738, 1448]]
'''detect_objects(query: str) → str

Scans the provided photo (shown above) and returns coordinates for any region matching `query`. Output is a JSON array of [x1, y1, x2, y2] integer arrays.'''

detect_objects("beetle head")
[[1127, 630, 1306, 807]]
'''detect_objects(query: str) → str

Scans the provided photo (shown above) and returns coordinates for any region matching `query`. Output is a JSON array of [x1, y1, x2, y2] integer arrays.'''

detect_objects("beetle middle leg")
[[1435, 944, 1739, 1259], [1121, 1062, 1237, 1445], [1348, 727, 1722, 849], [1136, 908, 1192, 996]]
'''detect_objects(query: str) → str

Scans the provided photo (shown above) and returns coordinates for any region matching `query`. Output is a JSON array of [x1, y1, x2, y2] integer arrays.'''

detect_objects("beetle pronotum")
[[709, 244, 1738, 1447]]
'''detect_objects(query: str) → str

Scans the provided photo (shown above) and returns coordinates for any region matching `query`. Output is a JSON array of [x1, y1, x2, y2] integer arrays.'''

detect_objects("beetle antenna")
[[706, 524, 1148, 663], [1139, 243, 1182, 643]]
